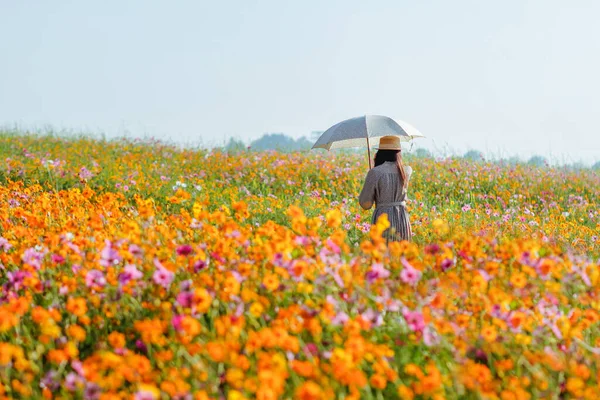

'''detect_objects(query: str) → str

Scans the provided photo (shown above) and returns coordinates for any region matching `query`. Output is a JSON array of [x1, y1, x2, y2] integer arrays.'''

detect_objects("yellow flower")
[[250, 302, 264, 317], [325, 209, 342, 229]]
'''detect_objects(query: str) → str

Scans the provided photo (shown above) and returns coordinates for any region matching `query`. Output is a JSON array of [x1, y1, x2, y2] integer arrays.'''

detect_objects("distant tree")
[[224, 138, 246, 153], [463, 150, 484, 162], [414, 148, 432, 158], [592, 161, 600, 170], [499, 156, 521, 166], [250, 133, 312, 152], [295, 136, 313, 150], [527, 155, 547, 167]]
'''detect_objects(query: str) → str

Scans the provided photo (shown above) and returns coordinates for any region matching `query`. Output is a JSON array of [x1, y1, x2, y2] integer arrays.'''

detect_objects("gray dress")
[[359, 161, 413, 241]]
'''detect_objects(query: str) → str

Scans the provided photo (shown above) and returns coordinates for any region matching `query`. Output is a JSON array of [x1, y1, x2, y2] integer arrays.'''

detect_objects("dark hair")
[[373, 149, 407, 188]]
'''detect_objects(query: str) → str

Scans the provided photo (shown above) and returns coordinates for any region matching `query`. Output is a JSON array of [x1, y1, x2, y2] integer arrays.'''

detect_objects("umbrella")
[[312, 115, 424, 169]]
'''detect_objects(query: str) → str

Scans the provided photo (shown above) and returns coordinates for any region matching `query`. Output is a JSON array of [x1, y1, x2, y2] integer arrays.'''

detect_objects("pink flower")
[[400, 258, 422, 286], [326, 239, 341, 254], [119, 264, 143, 285], [478, 269, 492, 282], [423, 326, 440, 346], [172, 315, 184, 332], [329, 269, 345, 288], [153, 259, 174, 289], [85, 270, 106, 288], [403, 309, 425, 332], [365, 262, 390, 283], [100, 240, 122, 267], [0, 237, 12, 252], [78, 167, 93, 180], [134, 390, 158, 400], [22, 247, 44, 270], [176, 291, 193, 307], [294, 236, 311, 246]]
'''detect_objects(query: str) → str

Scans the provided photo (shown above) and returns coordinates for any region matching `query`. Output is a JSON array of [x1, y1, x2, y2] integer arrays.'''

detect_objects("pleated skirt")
[[371, 205, 412, 242]]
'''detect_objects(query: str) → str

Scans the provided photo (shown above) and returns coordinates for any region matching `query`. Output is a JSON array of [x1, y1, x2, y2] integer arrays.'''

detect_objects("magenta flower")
[[176, 291, 193, 308], [7, 270, 30, 291], [440, 258, 454, 271], [172, 315, 184, 332], [176, 244, 194, 256], [153, 259, 174, 289]]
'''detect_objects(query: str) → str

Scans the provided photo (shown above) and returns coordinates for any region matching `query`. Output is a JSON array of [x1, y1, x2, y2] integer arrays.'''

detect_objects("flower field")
[[0, 132, 599, 399]]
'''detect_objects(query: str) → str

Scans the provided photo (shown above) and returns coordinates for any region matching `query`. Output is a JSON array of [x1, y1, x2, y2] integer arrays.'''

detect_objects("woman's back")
[[359, 161, 412, 209]]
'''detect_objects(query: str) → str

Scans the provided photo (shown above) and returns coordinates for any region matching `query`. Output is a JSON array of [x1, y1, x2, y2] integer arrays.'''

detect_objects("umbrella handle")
[[367, 136, 372, 169]]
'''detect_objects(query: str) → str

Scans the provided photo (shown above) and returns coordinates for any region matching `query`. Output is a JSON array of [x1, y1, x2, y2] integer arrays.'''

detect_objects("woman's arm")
[[359, 169, 377, 210]]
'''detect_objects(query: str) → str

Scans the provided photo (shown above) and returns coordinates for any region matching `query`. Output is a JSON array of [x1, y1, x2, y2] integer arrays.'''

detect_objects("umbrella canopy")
[[312, 115, 424, 150], [312, 115, 425, 169]]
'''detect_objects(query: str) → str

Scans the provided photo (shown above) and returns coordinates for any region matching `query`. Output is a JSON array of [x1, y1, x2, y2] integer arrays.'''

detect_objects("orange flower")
[[510, 272, 528, 289], [369, 374, 387, 390], [47, 349, 69, 364], [193, 288, 212, 313], [291, 360, 314, 378], [66, 297, 88, 317], [108, 332, 125, 349], [206, 341, 226, 362], [397, 385, 414, 400], [294, 381, 323, 400], [262, 273, 280, 292], [481, 325, 498, 342]]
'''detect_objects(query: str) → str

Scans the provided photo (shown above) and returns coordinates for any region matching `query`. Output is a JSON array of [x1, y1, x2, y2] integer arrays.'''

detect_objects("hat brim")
[[374, 146, 402, 150]]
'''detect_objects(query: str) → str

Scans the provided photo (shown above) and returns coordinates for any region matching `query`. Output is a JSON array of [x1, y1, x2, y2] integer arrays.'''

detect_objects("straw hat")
[[374, 136, 402, 150]]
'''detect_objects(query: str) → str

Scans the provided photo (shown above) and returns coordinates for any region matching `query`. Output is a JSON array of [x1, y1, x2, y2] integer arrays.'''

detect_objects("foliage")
[[250, 133, 312, 152], [0, 131, 599, 399], [463, 150, 484, 162], [527, 155, 548, 168]]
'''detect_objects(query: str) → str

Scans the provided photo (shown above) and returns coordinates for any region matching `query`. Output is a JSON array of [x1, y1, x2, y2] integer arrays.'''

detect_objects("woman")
[[359, 136, 413, 241]]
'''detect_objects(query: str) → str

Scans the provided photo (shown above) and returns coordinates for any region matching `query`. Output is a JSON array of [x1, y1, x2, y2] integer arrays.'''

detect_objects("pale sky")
[[1, 1, 599, 164]]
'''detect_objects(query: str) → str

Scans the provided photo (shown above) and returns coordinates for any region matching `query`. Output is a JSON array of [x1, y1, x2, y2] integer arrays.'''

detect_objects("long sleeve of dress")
[[359, 169, 378, 210]]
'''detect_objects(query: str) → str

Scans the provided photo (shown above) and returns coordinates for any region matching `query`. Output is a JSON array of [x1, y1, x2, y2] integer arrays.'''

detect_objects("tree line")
[[223, 133, 600, 170]]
